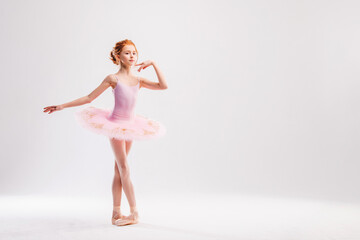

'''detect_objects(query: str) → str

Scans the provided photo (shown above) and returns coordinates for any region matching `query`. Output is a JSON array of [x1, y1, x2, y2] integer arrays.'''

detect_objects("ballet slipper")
[[115, 210, 139, 226], [112, 214, 126, 225], [111, 207, 125, 225]]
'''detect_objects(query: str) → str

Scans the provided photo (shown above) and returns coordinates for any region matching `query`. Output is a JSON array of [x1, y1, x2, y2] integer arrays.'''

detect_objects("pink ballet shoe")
[[115, 210, 139, 226], [112, 214, 126, 225], [111, 209, 125, 225]]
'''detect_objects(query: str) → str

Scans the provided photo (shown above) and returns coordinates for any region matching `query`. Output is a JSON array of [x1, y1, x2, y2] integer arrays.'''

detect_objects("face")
[[118, 44, 137, 66]]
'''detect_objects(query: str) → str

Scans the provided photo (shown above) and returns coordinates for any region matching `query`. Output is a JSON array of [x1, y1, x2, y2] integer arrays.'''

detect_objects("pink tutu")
[[74, 75, 166, 141], [75, 106, 166, 141]]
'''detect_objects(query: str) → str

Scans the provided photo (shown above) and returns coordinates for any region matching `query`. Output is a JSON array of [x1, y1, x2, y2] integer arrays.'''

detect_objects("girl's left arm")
[[139, 61, 168, 90]]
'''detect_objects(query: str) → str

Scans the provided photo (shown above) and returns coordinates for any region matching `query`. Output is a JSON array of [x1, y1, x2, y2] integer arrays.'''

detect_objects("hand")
[[43, 105, 64, 114], [135, 60, 153, 72]]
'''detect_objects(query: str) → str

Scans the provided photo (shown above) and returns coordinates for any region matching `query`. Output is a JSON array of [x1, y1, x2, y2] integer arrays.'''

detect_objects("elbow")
[[157, 81, 168, 90], [160, 83, 168, 90]]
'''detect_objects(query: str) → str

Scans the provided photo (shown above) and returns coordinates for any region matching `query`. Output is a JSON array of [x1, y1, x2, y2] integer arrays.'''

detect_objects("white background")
[[1, 0, 359, 204]]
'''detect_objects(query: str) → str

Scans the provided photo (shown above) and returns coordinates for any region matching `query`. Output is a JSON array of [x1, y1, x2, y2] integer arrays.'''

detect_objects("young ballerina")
[[43, 39, 168, 226]]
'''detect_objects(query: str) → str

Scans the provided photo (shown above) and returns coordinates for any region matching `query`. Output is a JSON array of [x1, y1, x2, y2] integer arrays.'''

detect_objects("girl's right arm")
[[43, 75, 113, 114]]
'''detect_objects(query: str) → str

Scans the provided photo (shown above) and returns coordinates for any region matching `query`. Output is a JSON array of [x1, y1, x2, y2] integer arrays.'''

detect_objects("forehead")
[[123, 45, 136, 51]]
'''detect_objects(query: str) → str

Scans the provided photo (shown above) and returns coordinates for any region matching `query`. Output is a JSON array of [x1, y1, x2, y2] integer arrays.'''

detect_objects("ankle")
[[130, 206, 138, 213], [113, 206, 121, 213]]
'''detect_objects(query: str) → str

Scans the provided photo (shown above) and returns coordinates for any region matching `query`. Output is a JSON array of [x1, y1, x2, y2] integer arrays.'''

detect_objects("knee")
[[117, 162, 130, 176], [119, 167, 130, 178]]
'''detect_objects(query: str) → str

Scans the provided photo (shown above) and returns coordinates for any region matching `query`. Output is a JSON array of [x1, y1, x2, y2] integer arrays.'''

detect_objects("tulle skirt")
[[74, 106, 166, 141]]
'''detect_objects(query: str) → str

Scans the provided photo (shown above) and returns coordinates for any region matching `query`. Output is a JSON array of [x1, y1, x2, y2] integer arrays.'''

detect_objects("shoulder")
[[104, 74, 117, 88]]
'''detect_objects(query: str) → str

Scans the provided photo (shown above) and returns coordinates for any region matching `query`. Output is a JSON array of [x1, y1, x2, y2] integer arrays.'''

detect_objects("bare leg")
[[109, 138, 138, 226], [111, 139, 133, 224]]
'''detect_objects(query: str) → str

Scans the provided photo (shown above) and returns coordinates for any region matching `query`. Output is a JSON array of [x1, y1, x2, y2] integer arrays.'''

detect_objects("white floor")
[[0, 193, 359, 240]]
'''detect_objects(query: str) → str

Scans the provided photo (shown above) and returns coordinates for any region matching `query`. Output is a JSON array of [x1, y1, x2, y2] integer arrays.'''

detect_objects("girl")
[[43, 39, 168, 226]]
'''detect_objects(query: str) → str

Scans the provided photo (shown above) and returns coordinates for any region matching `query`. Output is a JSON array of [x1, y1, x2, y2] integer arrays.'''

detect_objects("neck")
[[118, 66, 132, 75]]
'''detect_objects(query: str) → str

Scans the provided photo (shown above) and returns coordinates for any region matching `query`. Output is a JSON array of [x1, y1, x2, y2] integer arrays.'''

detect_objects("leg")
[[109, 138, 138, 226], [111, 139, 133, 223]]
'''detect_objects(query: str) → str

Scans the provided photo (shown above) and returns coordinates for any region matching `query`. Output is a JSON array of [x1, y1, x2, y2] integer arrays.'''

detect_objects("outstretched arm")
[[137, 61, 168, 90], [43, 75, 113, 114]]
